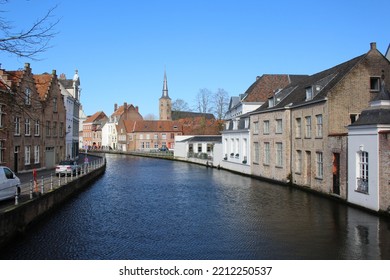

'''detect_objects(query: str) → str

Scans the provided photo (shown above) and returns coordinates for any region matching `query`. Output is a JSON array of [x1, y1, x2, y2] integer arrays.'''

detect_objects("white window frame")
[[25, 118, 31, 136], [25, 146, 31, 165], [34, 120, 40, 136], [264, 142, 270, 165], [295, 118, 302, 138], [357, 151, 369, 193], [316, 152, 323, 179], [34, 145, 40, 164], [276, 119, 283, 134], [305, 116, 312, 138], [316, 114, 323, 138], [276, 142, 283, 167], [25, 88, 31, 105], [263, 120, 270, 135]]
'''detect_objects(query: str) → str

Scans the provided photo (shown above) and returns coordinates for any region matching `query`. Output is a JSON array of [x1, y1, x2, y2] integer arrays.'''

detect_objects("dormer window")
[[269, 98, 274, 107], [305, 86, 313, 101]]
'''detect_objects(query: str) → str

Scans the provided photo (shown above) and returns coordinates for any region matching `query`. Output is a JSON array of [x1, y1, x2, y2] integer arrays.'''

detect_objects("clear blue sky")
[[1, 0, 389, 117]]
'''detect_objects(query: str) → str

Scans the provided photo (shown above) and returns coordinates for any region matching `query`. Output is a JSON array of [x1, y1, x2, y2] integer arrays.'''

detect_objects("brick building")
[[250, 42, 390, 200], [0, 63, 66, 172]]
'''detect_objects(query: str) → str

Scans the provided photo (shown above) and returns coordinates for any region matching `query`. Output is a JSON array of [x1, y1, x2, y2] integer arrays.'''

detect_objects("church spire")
[[162, 69, 169, 98]]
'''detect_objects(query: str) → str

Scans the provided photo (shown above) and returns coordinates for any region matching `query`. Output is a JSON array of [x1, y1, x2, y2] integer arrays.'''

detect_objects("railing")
[[11, 158, 106, 206]]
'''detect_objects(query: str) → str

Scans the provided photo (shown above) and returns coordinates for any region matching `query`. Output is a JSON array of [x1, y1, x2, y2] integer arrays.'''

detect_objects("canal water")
[[1, 154, 389, 260]]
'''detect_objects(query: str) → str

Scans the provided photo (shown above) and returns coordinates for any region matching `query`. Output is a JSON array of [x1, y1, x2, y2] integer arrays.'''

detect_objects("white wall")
[[348, 126, 379, 211]]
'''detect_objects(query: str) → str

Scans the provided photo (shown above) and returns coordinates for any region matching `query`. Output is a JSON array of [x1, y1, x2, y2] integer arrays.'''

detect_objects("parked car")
[[55, 160, 81, 176], [158, 145, 168, 152], [0, 166, 21, 201]]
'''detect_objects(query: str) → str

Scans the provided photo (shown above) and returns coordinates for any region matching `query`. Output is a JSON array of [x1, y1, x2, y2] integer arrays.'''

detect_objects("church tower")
[[159, 70, 172, 120]]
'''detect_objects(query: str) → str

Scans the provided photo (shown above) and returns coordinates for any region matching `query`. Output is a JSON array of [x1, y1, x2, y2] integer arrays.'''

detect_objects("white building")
[[221, 114, 251, 174], [58, 70, 81, 159], [348, 80, 390, 212]]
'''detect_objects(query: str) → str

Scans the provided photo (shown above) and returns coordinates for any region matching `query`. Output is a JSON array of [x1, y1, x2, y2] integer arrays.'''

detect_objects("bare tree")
[[213, 88, 229, 119], [172, 98, 190, 111], [143, 113, 157, 120], [194, 88, 213, 113], [0, 0, 59, 59]]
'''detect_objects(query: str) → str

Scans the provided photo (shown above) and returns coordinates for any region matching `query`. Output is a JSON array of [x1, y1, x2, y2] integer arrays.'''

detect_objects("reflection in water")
[[0, 154, 389, 260]]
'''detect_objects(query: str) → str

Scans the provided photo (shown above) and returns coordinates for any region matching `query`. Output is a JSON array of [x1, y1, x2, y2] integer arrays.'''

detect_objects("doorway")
[[332, 153, 340, 195]]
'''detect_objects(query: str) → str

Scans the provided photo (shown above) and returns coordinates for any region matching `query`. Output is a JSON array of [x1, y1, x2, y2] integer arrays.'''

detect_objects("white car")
[[0, 166, 21, 201], [55, 160, 81, 176]]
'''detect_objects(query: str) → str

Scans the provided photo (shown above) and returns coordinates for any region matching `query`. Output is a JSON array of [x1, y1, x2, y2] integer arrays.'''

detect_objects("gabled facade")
[[0, 63, 43, 172], [35, 70, 66, 167], [250, 42, 390, 201], [102, 102, 143, 150], [83, 111, 108, 149], [0, 63, 67, 172]]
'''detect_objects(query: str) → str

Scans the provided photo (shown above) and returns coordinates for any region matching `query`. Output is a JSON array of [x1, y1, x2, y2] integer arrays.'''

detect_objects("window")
[[276, 119, 283, 134], [145, 142, 150, 149], [254, 142, 259, 163], [370, 77, 380, 91], [316, 114, 323, 138], [350, 114, 359, 124], [162, 133, 167, 140], [264, 142, 270, 165], [305, 116, 311, 138], [253, 121, 259, 134], [46, 121, 51, 136], [357, 151, 369, 193], [60, 122, 64, 137], [25, 118, 31, 135], [53, 97, 58, 112], [305, 86, 313, 100], [14, 116, 21, 135], [0, 140, 4, 163], [316, 152, 323, 179], [25, 146, 31, 165], [0, 104, 4, 128], [198, 144, 202, 153], [295, 118, 302, 138], [296, 150, 302, 173], [25, 88, 31, 105], [276, 142, 283, 167], [34, 120, 40, 136], [53, 122, 57, 137], [263, 120, 270, 134], [34, 145, 40, 164]]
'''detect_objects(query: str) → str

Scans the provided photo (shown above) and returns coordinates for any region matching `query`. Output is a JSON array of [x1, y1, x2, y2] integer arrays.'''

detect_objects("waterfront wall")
[[0, 162, 106, 249]]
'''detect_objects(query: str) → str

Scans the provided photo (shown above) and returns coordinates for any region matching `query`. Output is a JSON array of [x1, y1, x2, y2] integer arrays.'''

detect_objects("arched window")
[[357, 151, 369, 194]]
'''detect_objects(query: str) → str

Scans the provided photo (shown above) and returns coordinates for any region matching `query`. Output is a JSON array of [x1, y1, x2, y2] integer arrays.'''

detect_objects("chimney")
[[24, 63, 30, 70], [52, 69, 57, 76], [124, 102, 128, 112], [370, 42, 377, 50], [136, 106, 139, 112], [114, 103, 118, 111]]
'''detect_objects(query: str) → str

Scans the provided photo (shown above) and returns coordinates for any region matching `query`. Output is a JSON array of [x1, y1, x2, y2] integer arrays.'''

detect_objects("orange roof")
[[122, 120, 183, 133], [84, 111, 108, 123]]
